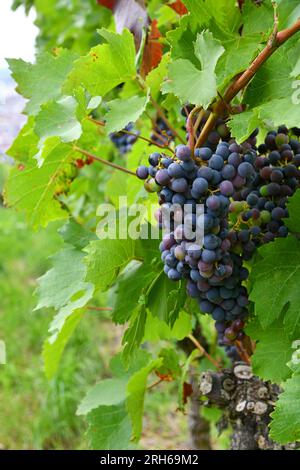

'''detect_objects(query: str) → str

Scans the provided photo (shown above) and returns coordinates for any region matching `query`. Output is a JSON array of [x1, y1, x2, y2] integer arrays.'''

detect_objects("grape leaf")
[[270, 374, 300, 444], [244, 46, 296, 107], [140, 19, 163, 78], [285, 189, 300, 233], [249, 236, 300, 335], [77, 378, 127, 415], [87, 403, 133, 450], [64, 29, 136, 98], [147, 271, 186, 324], [168, 0, 188, 16], [4, 142, 74, 228], [110, 260, 157, 324], [145, 54, 170, 99], [6, 117, 39, 162], [143, 311, 192, 342], [43, 309, 84, 380], [228, 109, 261, 143], [246, 317, 292, 383], [105, 94, 149, 133], [162, 30, 224, 107], [126, 357, 162, 441], [84, 237, 136, 291], [59, 219, 97, 249], [122, 304, 147, 364], [35, 96, 82, 143], [36, 247, 87, 310], [7, 49, 78, 115]]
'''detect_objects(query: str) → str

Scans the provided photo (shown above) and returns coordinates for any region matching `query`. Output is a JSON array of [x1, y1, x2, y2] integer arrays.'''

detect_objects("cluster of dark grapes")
[[110, 123, 139, 154], [136, 124, 300, 352], [151, 117, 174, 146]]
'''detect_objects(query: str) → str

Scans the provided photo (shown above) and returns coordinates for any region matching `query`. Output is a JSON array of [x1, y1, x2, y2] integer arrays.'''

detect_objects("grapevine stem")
[[87, 306, 113, 312], [195, 111, 216, 149], [149, 96, 185, 144], [119, 128, 175, 154], [188, 334, 221, 370], [147, 378, 164, 390], [234, 340, 251, 365], [88, 116, 174, 154], [186, 106, 201, 154], [87, 117, 105, 127], [74, 146, 137, 176], [196, 17, 300, 147]]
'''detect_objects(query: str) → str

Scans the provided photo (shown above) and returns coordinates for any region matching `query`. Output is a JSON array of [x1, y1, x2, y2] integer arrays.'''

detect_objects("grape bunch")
[[110, 123, 139, 155], [136, 124, 300, 350]]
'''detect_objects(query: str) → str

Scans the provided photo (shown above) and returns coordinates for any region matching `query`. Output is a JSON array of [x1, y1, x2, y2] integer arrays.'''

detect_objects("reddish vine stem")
[[74, 146, 137, 176], [149, 96, 185, 144], [87, 117, 105, 127], [195, 18, 300, 148], [188, 334, 222, 370], [119, 128, 175, 154], [147, 378, 164, 391], [186, 106, 201, 154]]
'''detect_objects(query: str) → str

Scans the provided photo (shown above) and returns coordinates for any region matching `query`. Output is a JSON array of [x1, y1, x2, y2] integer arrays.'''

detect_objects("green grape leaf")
[[6, 117, 39, 162], [105, 94, 149, 133], [122, 303, 147, 365], [77, 378, 127, 415], [244, 46, 296, 107], [246, 317, 292, 383], [84, 237, 136, 292], [249, 236, 300, 334], [258, 97, 300, 132], [59, 219, 97, 249], [8, 49, 78, 115], [35, 96, 82, 143], [228, 110, 261, 143], [64, 29, 136, 98], [146, 54, 170, 99], [285, 189, 300, 233], [147, 272, 186, 324], [157, 348, 181, 378], [43, 309, 84, 380], [36, 247, 87, 310], [270, 374, 300, 444], [126, 358, 162, 441], [143, 311, 192, 342], [178, 349, 201, 410], [217, 37, 260, 90], [4, 142, 74, 228], [110, 260, 157, 324], [87, 403, 133, 450], [162, 30, 224, 106], [241, 0, 273, 36]]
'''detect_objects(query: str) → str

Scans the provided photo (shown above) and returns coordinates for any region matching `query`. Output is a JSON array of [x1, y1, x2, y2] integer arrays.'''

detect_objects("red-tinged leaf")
[[183, 382, 193, 404], [97, 0, 116, 10], [168, 0, 188, 16], [140, 20, 163, 78], [114, 0, 148, 50]]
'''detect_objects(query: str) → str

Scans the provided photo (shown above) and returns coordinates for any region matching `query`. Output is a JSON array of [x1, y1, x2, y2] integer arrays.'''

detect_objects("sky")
[[0, 0, 38, 69]]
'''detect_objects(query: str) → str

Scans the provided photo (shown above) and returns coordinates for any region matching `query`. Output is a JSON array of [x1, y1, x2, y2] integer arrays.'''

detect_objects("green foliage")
[[249, 236, 300, 334], [162, 30, 225, 107], [270, 374, 300, 444]]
